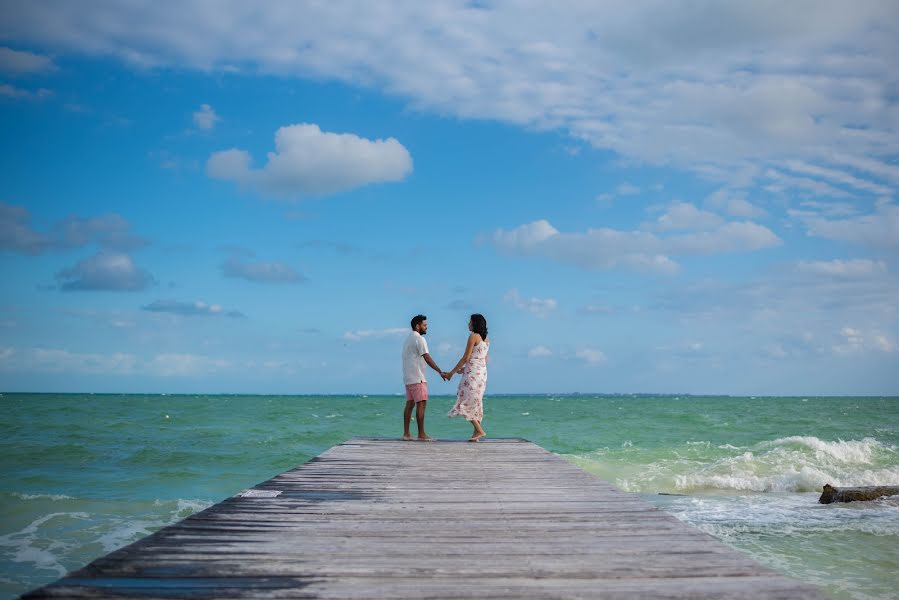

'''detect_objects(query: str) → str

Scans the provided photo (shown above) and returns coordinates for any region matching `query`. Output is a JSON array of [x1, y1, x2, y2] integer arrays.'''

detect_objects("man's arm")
[[422, 353, 448, 380]]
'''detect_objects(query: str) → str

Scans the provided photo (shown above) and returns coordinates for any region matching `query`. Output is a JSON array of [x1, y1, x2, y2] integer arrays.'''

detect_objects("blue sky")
[[1, 1, 897, 395]]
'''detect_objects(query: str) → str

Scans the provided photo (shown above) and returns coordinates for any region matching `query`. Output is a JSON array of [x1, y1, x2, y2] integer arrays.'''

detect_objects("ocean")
[[1, 393, 897, 599]]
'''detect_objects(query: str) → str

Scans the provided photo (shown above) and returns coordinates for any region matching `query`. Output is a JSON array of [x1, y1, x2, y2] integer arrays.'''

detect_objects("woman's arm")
[[445, 333, 478, 379]]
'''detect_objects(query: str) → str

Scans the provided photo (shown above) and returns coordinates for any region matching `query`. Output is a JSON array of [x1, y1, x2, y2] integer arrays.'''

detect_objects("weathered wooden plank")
[[22, 438, 828, 599]]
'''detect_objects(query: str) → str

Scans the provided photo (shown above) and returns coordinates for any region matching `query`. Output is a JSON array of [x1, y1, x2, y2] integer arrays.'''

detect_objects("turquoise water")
[[1, 394, 898, 599]]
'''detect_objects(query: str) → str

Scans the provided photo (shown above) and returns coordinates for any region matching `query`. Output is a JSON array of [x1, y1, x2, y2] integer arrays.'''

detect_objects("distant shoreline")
[[3, 391, 898, 399]]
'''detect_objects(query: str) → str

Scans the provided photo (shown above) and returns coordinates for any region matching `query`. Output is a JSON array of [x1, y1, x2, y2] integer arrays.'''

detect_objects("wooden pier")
[[23, 438, 827, 598]]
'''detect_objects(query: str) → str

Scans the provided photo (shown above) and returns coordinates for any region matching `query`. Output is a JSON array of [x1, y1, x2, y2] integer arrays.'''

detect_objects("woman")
[[444, 314, 489, 442]]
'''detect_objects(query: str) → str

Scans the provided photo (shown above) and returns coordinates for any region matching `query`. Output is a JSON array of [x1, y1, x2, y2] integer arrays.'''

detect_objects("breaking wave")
[[567, 436, 898, 494], [0, 492, 213, 590]]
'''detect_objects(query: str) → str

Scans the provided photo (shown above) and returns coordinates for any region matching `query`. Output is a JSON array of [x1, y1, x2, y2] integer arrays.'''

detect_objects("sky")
[[0, 1, 897, 395]]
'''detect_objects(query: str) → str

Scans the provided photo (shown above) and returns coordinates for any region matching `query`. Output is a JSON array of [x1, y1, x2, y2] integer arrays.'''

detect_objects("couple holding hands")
[[401, 313, 490, 442]]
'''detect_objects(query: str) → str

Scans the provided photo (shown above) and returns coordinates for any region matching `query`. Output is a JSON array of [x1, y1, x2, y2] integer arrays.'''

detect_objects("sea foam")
[[1, 494, 213, 580], [568, 436, 899, 494]]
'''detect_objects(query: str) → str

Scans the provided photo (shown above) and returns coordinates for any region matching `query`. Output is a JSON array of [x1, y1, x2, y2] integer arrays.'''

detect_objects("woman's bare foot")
[[468, 432, 486, 442]]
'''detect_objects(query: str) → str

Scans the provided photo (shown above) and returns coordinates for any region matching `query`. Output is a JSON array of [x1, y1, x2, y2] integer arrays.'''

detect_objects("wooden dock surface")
[[23, 438, 827, 599]]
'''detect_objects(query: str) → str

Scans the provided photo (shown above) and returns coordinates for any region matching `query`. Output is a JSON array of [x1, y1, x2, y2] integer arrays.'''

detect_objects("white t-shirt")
[[402, 331, 430, 385]]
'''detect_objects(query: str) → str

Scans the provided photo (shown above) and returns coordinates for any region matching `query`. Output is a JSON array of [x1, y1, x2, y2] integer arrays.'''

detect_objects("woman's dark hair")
[[470, 314, 488, 340], [411, 314, 427, 329]]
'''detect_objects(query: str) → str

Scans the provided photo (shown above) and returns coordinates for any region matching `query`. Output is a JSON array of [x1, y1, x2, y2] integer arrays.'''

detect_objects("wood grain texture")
[[22, 438, 828, 599]]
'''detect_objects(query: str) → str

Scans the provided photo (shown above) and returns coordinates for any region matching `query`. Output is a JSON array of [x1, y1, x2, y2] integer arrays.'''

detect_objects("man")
[[402, 314, 447, 441]]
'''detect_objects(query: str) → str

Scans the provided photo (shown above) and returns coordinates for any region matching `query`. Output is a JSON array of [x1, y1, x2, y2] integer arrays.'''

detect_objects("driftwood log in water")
[[819, 483, 899, 504]]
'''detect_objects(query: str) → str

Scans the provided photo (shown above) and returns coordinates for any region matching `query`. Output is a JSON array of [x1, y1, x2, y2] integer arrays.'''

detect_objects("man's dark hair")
[[411, 314, 427, 329]]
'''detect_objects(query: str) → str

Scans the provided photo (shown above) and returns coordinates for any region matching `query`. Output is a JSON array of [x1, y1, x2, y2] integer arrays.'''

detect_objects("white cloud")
[[653, 202, 723, 231], [192, 103, 219, 130], [706, 189, 767, 218], [840, 327, 861, 342], [873, 334, 898, 353], [653, 341, 709, 360], [0, 347, 235, 377], [504, 289, 558, 318], [142, 299, 244, 318], [595, 183, 642, 206], [528, 345, 553, 358], [0, 202, 48, 254], [343, 328, 407, 342], [785, 160, 893, 197], [147, 353, 231, 376], [37, 349, 138, 374], [52, 213, 147, 251], [762, 344, 789, 359], [795, 201, 899, 250], [0, 202, 147, 255], [796, 259, 887, 278], [222, 256, 305, 284], [795, 200, 857, 218], [832, 327, 896, 356], [579, 304, 613, 315], [763, 169, 852, 198], [652, 267, 899, 368], [576, 348, 607, 365], [446, 299, 474, 312], [56, 251, 154, 291], [437, 341, 461, 355], [666, 221, 782, 254], [207, 148, 249, 177], [492, 220, 678, 274], [0, 83, 52, 100], [0, 47, 56, 75], [657, 268, 899, 329], [491, 219, 559, 249], [616, 183, 640, 196], [5, 2, 896, 198], [0, 348, 139, 375], [207, 123, 412, 198], [726, 198, 766, 218], [827, 153, 899, 185], [491, 216, 780, 274]]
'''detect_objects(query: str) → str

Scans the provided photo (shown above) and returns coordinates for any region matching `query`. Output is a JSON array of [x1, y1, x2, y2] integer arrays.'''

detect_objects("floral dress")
[[448, 340, 488, 421]]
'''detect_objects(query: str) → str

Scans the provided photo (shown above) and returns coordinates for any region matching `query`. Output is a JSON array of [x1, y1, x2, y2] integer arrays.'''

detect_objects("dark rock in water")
[[819, 483, 899, 504]]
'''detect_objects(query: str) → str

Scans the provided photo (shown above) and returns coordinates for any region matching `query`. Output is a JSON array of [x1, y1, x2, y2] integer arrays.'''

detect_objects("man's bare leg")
[[403, 399, 414, 441], [416, 400, 434, 441]]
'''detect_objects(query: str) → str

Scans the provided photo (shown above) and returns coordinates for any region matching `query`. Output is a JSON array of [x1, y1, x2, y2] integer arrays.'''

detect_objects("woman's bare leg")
[[469, 419, 486, 441]]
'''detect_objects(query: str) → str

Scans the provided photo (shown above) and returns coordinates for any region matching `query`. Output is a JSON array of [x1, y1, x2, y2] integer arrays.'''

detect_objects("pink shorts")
[[405, 382, 428, 403]]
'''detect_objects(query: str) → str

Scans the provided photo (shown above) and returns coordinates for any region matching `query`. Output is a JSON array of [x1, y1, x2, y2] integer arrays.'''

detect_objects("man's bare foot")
[[402, 434, 413, 441], [417, 435, 436, 442]]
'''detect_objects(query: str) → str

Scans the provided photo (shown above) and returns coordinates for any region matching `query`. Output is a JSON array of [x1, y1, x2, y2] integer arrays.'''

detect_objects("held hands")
[[440, 367, 464, 381]]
